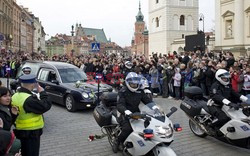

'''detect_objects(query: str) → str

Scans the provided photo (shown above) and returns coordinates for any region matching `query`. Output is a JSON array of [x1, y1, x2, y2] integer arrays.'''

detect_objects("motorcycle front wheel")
[[189, 119, 207, 138]]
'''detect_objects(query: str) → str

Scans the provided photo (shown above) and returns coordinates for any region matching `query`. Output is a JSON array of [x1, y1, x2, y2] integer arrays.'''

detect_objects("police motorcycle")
[[94, 94, 180, 156], [180, 86, 250, 149]]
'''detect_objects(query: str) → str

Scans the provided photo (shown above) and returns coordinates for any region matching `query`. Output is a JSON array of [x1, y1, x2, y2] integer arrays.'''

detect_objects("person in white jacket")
[[173, 68, 181, 100]]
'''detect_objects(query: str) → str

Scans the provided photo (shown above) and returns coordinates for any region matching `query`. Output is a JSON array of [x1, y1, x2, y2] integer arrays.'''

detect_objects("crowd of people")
[[0, 50, 250, 155], [1, 50, 250, 99]]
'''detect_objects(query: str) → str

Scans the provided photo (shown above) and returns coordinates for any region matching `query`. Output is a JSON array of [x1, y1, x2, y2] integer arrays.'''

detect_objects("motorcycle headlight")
[[82, 92, 89, 99], [155, 125, 173, 138]]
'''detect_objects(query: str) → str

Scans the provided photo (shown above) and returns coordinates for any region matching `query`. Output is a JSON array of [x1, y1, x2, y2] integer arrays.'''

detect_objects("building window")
[[180, 15, 185, 25], [156, 0, 159, 4], [156, 17, 159, 27]]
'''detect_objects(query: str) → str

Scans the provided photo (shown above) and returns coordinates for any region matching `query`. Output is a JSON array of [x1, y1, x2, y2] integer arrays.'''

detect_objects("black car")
[[13, 61, 113, 112]]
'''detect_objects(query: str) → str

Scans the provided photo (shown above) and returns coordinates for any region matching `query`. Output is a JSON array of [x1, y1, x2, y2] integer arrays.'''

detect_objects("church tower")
[[134, 1, 145, 45], [149, 0, 199, 55], [132, 1, 149, 56]]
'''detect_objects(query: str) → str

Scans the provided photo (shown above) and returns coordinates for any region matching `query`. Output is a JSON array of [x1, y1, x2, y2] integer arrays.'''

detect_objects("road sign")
[[91, 43, 100, 52]]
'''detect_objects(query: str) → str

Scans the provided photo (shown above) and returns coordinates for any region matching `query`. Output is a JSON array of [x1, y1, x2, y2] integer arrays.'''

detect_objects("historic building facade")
[[148, 0, 199, 55], [131, 2, 149, 57], [13, 1, 22, 52], [0, 0, 14, 51], [33, 17, 46, 53], [215, 0, 250, 57], [0, 0, 45, 53]]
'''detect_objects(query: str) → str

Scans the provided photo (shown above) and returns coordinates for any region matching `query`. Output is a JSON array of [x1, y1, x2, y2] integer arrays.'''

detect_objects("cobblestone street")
[[40, 98, 250, 156], [1, 78, 250, 156]]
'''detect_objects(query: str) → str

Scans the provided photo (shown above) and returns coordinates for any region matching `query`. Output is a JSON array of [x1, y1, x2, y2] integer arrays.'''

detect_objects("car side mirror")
[[166, 107, 178, 117], [51, 80, 59, 85]]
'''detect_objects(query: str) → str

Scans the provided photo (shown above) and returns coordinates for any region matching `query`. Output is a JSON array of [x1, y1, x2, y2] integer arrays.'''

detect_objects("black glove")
[[229, 103, 239, 110]]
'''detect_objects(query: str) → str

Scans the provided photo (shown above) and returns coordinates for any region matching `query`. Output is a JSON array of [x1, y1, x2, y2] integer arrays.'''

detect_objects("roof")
[[136, 1, 144, 22], [43, 61, 77, 69], [82, 28, 108, 43]]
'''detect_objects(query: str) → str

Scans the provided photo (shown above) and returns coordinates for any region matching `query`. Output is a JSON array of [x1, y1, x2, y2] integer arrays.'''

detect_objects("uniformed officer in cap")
[[10, 67, 32, 93], [11, 74, 52, 156]]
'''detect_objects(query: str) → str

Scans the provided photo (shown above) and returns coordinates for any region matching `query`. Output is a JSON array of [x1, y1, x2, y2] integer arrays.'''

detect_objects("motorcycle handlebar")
[[129, 113, 151, 121]]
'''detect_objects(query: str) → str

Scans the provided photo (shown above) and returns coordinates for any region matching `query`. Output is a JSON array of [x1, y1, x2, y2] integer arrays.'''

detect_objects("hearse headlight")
[[82, 92, 89, 99]]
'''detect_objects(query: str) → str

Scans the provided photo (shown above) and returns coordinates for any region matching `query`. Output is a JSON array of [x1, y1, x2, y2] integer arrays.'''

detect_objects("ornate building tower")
[[132, 1, 149, 57]]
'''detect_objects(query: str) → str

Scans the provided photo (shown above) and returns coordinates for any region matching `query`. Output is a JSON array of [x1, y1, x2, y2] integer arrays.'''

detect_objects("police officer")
[[209, 69, 248, 128], [114, 72, 152, 152], [11, 74, 51, 156], [10, 67, 32, 93]]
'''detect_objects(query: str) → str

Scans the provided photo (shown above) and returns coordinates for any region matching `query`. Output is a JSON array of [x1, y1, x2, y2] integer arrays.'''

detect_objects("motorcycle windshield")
[[139, 76, 149, 89], [141, 102, 165, 122]]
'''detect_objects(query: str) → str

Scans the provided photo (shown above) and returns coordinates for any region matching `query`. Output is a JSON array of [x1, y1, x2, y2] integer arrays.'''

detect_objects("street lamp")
[[199, 13, 205, 33], [71, 25, 75, 57]]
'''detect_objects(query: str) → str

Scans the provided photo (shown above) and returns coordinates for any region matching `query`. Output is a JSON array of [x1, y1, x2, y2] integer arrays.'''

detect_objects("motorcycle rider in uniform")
[[209, 69, 248, 129], [114, 72, 152, 152]]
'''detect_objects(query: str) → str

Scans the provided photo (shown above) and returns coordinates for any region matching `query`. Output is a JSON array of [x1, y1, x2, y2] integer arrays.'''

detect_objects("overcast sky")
[[17, 0, 215, 47]]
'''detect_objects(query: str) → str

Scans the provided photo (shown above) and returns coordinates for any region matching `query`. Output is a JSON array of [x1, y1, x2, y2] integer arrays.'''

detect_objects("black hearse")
[[12, 61, 112, 112]]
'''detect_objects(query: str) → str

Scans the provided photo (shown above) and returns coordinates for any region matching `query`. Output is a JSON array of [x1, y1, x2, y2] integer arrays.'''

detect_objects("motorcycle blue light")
[[143, 129, 153, 134], [173, 123, 182, 132]]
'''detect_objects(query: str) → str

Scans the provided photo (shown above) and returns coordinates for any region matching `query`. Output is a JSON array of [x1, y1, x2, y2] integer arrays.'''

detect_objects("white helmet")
[[125, 61, 133, 69], [125, 72, 141, 92], [215, 69, 231, 86]]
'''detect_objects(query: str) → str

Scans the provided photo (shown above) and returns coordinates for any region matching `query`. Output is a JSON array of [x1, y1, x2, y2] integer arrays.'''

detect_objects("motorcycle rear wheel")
[[189, 119, 207, 138], [104, 127, 118, 153]]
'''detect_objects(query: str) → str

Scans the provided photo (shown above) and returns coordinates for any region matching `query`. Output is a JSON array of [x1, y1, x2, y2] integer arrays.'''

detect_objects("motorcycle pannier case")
[[93, 104, 112, 127], [101, 92, 118, 107], [184, 86, 203, 100], [180, 97, 202, 117]]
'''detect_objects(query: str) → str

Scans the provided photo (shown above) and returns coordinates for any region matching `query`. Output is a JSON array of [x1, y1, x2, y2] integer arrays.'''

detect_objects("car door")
[[37, 68, 60, 103], [37, 68, 55, 101], [46, 70, 65, 105]]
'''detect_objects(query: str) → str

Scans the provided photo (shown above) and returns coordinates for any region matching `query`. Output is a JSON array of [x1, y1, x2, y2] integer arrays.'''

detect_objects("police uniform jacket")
[[210, 81, 241, 107], [13, 87, 51, 138], [117, 86, 152, 115]]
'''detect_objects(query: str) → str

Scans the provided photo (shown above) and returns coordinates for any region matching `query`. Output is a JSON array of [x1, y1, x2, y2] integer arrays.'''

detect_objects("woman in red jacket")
[[231, 66, 241, 93]]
